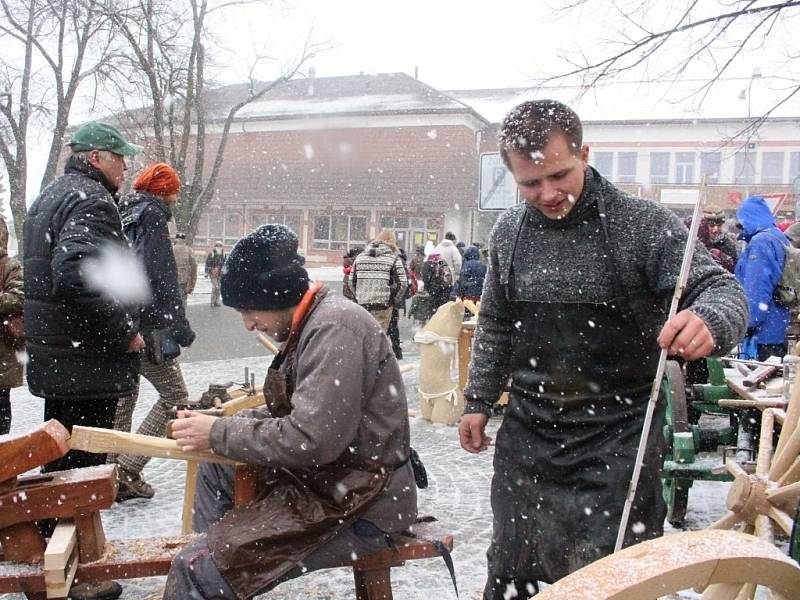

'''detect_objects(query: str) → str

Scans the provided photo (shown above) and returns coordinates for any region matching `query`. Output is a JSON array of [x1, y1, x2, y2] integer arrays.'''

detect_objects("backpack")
[[421, 253, 453, 295], [406, 268, 418, 298], [769, 233, 800, 307]]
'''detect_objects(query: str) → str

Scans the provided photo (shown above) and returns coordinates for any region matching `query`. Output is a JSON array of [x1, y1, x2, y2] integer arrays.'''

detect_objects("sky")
[[7, 0, 800, 209]]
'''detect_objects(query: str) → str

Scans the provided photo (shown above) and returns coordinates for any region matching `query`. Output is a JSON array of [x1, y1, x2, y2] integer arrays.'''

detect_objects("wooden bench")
[[1, 424, 455, 599], [0, 518, 453, 600]]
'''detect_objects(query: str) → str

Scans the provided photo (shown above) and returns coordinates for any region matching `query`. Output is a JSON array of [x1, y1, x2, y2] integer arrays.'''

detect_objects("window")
[[734, 151, 755, 185], [761, 152, 785, 185], [592, 152, 613, 178], [791, 152, 800, 181], [381, 217, 409, 229], [700, 152, 722, 184], [675, 152, 695, 184], [617, 152, 637, 183], [312, 215, 367, 250], [224, 212, 242, 244], [195, 214, 210, 243], [650, 152, 670, 184], [249, 213, 303, 237], [208, 213, 224, 240]]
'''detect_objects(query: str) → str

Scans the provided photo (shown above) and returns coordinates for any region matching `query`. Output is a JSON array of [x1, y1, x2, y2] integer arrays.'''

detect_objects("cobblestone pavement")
[[4, 278, 733, 598]]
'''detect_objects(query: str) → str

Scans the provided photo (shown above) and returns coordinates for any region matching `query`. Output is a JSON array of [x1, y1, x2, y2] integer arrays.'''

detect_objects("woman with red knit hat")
[[111, 162, 196, 501]]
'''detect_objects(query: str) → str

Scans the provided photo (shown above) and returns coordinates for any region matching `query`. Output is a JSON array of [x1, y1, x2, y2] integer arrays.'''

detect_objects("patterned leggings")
[[110, 357, 189, 474]]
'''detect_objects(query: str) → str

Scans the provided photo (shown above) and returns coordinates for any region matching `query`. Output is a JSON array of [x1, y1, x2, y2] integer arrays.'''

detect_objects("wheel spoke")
[[770, 425, 800, 480], [725, 457, 748, 479], [756, 410, 775, 478], [775, 368, 800, 458], [754, 514, 774, 545], [766, 480, 800, 506], [777, 457, 800, 486], [767, 505, 794, 535], [708, 511, 739, 530], [701, 583, 746, 600]]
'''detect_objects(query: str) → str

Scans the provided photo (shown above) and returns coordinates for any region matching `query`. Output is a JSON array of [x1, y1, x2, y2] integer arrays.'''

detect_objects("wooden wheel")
[[701, 365, 800, 599], [536, 530, 800, 599]]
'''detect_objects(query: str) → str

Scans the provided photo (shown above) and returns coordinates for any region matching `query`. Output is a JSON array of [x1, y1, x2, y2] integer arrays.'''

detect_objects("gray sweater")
[[464, 168, 748, 414], [210, 294, 417, 532]]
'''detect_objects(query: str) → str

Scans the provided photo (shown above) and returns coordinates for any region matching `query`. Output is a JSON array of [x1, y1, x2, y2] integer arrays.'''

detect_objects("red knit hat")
[[133, 162, 180, 196]]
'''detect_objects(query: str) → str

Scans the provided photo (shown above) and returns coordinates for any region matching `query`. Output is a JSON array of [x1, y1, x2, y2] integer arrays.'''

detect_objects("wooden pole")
[[256, 333, 280, 355], [615, 177, 706, 552], [181, 462, 198, 535]]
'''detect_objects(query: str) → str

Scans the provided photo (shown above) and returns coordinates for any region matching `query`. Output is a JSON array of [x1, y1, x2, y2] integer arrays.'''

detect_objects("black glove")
[[144, 329, 180, 365], [173, 322, 196, 348]]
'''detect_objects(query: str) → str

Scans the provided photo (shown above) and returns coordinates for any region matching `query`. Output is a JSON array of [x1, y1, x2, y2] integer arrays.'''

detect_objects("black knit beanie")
[[221, 224, 309, 310]]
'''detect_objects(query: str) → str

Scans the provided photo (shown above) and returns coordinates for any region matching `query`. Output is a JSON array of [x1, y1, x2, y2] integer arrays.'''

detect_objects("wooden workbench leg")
[[354, 567, 393, 600], [74, 509, 105, 563], [182, 461, 198, 535], [0, 522, 46, 562]]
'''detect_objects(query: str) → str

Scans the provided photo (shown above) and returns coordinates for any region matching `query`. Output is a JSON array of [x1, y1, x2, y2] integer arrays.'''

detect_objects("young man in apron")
[[459, 100, 748, 599]]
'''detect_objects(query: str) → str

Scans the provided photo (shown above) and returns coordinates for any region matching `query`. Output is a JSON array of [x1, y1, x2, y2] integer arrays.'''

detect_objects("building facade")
[[166, 74, 800, 263]]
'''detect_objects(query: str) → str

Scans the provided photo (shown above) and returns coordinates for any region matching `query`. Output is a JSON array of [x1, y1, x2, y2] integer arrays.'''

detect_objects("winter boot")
[[67, 580, 123, 600], [483, 576, 539, 599], [116, 468, 155, 501]]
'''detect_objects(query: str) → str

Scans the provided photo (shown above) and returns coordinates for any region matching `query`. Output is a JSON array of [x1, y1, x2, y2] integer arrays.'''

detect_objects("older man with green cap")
[[23, 121, 145, 599]]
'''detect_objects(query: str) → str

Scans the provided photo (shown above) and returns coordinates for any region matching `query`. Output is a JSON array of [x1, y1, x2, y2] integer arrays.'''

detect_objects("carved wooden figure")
[[414, 299, 465, 425]]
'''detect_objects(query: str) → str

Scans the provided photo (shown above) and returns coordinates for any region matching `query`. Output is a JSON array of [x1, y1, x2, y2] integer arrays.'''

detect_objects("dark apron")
[[207, 286, 392, 598], [488, 204, 667, 584]]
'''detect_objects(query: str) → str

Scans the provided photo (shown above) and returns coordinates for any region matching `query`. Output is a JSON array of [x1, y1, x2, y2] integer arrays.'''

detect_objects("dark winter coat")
[[735, 196, 790, 345], [465, 167, 748, 413], [450, 245, 487, 300], [0, 220, 23, 389], [23, 155, 139, 401], [119, 191, 194, 347]]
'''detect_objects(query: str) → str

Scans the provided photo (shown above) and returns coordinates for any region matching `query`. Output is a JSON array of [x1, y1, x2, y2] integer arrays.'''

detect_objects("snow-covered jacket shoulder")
[[119, 191, 192, 342], [22, 156, 138, 401], [209, 293, 417, 533]]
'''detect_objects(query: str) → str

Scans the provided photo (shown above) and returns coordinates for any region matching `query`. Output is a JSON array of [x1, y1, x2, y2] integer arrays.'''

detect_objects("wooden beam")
[[218, 394, 265, 417], [44, 520, 76, 572], [74, 509, 105, 563], [0, 420, 70, 484], [69, 426, 238, 465], [0, 466, 116, 530], [44, 520, 77, 599], [0, 522, 47, 562], [718, 398, 787, 410], [181, 462, 198, 535]]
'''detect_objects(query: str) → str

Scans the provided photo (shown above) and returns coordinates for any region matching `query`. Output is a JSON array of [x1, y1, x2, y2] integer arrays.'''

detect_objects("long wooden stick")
[[256, 332, 280, 355], [614, 179, 705, 552], [69, 426, 239, 465]]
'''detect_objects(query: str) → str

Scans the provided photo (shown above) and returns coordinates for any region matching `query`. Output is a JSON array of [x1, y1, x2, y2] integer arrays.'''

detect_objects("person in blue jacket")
[[735, 195, 790, 360], [450, 244, 487, 302]]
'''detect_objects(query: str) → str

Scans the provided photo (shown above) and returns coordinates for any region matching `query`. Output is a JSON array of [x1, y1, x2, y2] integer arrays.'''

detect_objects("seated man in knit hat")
[[111, 162, 196, 500], [163, 224, 418, 599]]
